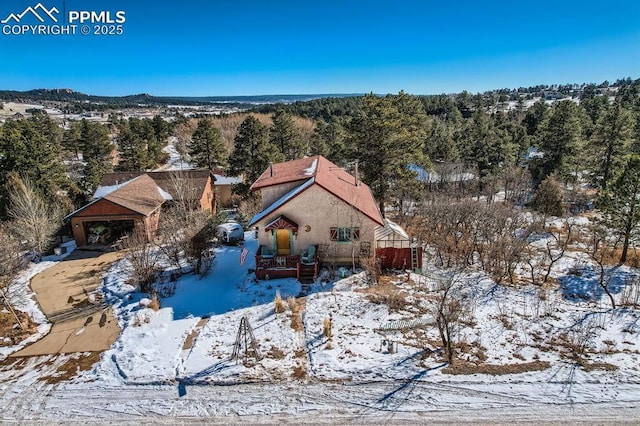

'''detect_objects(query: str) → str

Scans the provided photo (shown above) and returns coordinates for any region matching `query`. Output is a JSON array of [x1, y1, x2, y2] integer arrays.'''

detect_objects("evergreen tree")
[[0, 113, 67, 215], [460, 109, 515, 178], [530, 173, 564, 218], [495, 113, 529, 167], [599, 155, 640, 263], [190, 117, 226, 170], [534, 100, 584, 182], [522, 99, 549, 136], [309, 120, 346, 164], [348, 92, 427, 216], [130, 118, 162, 167], [62, 121, 83, 160], [78, 119, 113, 195], [116, 121, 148, 171], [151, 114, 169, 145], [589, 103, 635, 190], [228, 116, 283, 195], [424, 117, 457, 163], [269, 109, 304, 160]]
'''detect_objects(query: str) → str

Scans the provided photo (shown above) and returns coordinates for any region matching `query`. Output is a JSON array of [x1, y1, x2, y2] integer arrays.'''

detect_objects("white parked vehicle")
[[215, 222, 244, 245]]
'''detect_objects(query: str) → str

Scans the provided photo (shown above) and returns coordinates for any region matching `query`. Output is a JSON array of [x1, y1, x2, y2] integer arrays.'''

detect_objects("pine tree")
[[599, 155, 640, 264], [309, 120, 346, 164], [424, 117, 457, 163], [460, 109, 516, 179], [116, 121, 148, 171], [522, 99, 549, 136], [151, 114, 169, 145], [534, 100, 584, 182], [78, 119, 113, 195], [130, 118, 162, 168], [348, 92, 427, 216], [0, 113, 67, 215], [190, 117, 226, 170], [589, 103, 635, 190], [269, 109, 304, 160], [530, 173, 565, 219], [228, 116, 283, 195]]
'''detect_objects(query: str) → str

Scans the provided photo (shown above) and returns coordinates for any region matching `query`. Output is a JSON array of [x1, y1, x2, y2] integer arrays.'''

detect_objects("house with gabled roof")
[[248, 155, 386, 281], [65, 170, 216, 248], [97, 170, 216, 212]]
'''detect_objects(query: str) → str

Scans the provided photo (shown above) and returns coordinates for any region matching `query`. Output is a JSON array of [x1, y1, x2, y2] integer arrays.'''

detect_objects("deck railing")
[[256, 254, 300, 269]]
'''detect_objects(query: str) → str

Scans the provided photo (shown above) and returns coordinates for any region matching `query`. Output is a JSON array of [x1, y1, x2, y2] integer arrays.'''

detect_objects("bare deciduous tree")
[[424, 272, 470, 365], [541, 220, 573, 284], [587, 222, 616, 309], [124, 232, 160, 294], [172, 118, 197, 166], [168, 171, 203, 219], [6, 175, 61, 261], [0, 224, 28, 330]]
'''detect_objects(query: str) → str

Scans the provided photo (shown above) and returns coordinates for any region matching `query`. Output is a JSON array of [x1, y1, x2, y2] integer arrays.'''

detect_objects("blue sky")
[[0, 0, 638, 96]]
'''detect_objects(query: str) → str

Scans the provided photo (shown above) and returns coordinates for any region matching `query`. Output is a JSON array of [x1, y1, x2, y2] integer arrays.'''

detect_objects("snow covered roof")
[[375, 219, 410, 241], [157, 186, 173, 201], [92, 183, 122, 199], [67, 174, 166, 219], [213, 173, 243, 185], [95, 170, 214, 202], [250, 157, 317, 190]]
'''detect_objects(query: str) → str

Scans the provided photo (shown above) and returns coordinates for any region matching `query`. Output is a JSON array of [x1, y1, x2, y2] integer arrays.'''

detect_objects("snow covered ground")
[[155, 136, 193, 171], [2, 231, 640, 423]]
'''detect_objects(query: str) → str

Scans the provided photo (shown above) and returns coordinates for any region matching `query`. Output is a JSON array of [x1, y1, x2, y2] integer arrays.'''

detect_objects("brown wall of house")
[[198, 176, 216, 212], [69, 210, 159, 247], [74, 199, 138, 217], [253, 184, 380, 265], [216, 185, 234, 207]]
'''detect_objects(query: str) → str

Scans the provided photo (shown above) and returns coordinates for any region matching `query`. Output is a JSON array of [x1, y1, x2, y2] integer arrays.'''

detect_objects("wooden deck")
[[255, 254, 318, 283]]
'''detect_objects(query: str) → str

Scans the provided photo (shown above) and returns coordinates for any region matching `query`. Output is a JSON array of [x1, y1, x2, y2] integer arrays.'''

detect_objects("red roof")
[[251, 155, 384, 226], [250, 157, 317, 190]]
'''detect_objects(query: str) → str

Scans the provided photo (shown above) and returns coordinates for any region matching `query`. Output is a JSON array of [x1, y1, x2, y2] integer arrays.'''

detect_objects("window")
[[330, 227, 360, 242]]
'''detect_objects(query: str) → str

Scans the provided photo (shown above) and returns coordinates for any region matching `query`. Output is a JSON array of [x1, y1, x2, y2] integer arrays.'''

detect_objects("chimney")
[[354, 160, 359, 186], [269, 162, 274, 177]]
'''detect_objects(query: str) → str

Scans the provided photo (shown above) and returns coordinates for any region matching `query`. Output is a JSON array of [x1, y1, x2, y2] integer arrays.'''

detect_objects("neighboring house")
[[211, 171, 243, 207], [248, 155, 385, 281], [65, 170, 216, 247], [98, 170, 216, 212], [65, 174, 168, 247]]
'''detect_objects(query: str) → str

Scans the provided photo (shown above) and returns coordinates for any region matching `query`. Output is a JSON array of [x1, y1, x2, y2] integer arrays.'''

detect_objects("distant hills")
[[0, 77, 636, 111], [0, 89, 361, 109]]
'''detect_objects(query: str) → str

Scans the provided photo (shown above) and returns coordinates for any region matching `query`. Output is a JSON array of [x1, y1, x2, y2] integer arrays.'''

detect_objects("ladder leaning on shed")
[[410, 243, 420, 273]]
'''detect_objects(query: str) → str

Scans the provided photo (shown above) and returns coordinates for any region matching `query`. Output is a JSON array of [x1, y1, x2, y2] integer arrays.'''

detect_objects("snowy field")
[[1, 229, 640, 423]]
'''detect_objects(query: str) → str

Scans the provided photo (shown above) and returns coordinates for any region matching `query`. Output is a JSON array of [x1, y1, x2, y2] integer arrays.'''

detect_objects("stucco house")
[[211, 171, 243, 207], [66, 170, 216, 248], [248, 155, 385, 281]]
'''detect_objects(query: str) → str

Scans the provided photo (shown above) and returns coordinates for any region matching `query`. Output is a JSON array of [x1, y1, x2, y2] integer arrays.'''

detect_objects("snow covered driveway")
[[3, 378, 640, 423]]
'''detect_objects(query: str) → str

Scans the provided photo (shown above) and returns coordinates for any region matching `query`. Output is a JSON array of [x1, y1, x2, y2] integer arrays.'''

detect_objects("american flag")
[[240, 248, 249, 265]]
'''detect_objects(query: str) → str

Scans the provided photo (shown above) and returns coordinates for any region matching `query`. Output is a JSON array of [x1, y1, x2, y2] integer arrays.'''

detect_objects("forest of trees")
[[0, 77, 639, 261]]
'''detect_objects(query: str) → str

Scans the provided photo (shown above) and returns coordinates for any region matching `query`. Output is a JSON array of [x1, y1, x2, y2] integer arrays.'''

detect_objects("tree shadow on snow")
[[558, 266, 633, 303]]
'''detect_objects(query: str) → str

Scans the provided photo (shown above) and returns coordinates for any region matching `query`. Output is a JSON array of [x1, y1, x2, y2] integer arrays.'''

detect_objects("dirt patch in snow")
[[443, 360, 551, 375], [0, 310, 38, 347], [41, 352, 101, 384], [356, 275, 412, 311]]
